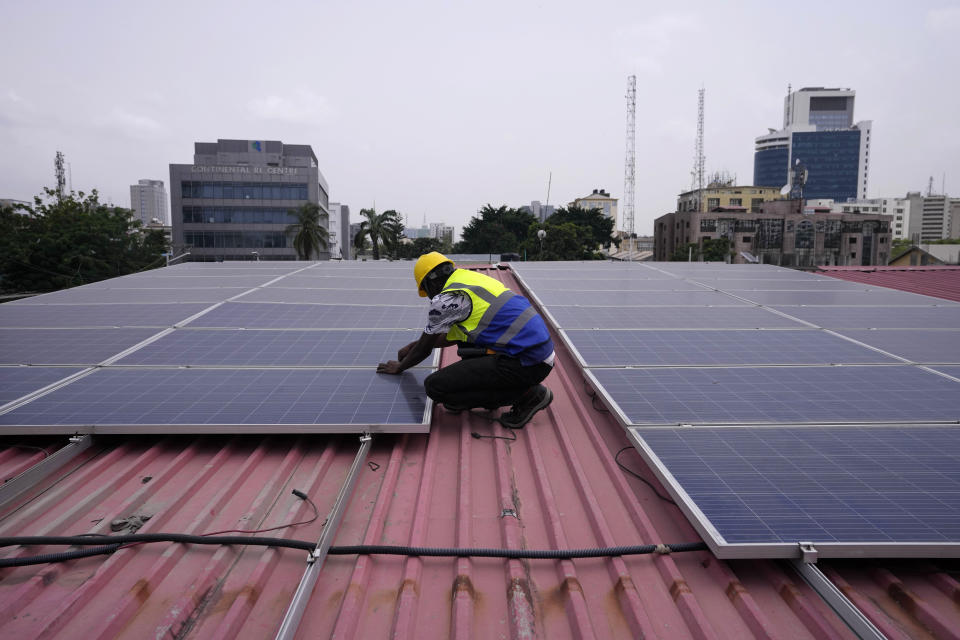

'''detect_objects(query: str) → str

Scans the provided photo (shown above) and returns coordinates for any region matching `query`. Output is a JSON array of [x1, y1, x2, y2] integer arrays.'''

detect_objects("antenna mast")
[[622, 75, 636, 241], [927, 176, 935, 196], [55, 151, 66, 202], [693, 87, 705, 211]]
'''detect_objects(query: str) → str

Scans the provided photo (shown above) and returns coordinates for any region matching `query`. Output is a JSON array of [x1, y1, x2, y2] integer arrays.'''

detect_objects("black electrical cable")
[[0, 534, 708, 568], [615, 446, 677, 505]]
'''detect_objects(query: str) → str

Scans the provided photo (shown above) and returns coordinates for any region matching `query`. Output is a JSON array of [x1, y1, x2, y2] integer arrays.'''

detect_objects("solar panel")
[[0, 367, 85, 405], [531, 290, 744, 306], [0, 368, 431, 433], [771, 305, 960, 328], [187, 302, 426, 329], [932, 366, 960, 379], [519, 279, 705, 291], [242, 287, 422, 306], [737, 290, 951, 306], [0, 263, 436, 434], [564, 329, 898, 367], [277, 275, 414, 290], [629, 425, 960, 556], [545, 305, 805, 329], [116, 329, 426, 367], [589, 365, 960, 425], [14, 288, 249, 304], [695, 279, 871, 291], [0, 303, 211, 328], [0, 328, 159, 365], [834, 329, 960, 364]]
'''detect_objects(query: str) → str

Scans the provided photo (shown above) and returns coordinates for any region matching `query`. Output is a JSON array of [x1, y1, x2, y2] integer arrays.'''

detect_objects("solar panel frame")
[[832, 329, 960, 364], [736, 290, 956, 306], [561, 329, 901, 367], [770, 305, 960, 329], [0, 366, 88, 405], [586, 365, 960, 426], [185, 302, 427, 329], [114, 328, 435, 368], [241, 287, 422, 306], [0, 303, 212, 328], [625, 425, 960, 559], [540, 305, 808, 329], [0, 367, 433, 434], [0, 328, 161, 365]]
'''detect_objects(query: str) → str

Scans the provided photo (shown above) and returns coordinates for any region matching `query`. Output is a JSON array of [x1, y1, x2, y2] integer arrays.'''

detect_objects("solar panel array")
[[0, 262, 433, 434], [512, 261, 960, 559]]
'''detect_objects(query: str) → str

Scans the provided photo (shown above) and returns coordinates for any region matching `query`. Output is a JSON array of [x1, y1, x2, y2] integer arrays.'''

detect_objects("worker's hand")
[[377, 360, 403, 375]]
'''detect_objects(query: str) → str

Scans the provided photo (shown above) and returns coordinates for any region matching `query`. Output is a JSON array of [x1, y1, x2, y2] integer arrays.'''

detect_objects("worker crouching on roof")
[[377, 252, 554, 429]]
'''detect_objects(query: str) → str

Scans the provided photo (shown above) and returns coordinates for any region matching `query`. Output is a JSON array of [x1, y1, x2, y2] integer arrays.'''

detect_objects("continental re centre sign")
[[190, 166, 301, 175]]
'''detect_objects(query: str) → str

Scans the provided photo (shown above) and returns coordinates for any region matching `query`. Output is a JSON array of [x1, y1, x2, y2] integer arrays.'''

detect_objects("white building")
[[570, 189, 619, 229], [327, 202, 350, 259], [832, 197, 911, 240], [129, 179, 169, 226], [907, 192, 960, 242]]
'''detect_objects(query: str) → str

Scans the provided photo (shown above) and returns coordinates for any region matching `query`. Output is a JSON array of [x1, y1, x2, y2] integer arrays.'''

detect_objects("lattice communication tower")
[[55, 151, 66, 201], [622, 75, 636, 237], [691, 88, 705, 211]]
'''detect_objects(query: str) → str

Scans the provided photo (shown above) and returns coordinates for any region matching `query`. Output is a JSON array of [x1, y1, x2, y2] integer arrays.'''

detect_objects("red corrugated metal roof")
[[1, 268, 959, 638], [818, 266, 960, 303]]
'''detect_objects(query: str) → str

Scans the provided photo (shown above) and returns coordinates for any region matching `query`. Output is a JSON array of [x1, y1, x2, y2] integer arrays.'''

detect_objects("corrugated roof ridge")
[[390, 427, 443, 638], [330, 435, 409, 638]]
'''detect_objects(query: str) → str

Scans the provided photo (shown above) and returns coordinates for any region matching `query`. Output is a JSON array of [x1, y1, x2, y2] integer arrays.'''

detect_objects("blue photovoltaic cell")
[[0, 367, 84, 404], [546, 305, 805, 329], [771, 306, 960, 329], [187, 302, 426, 329], [932, 366, 960, 379], [0, 303, 211, 328], [243, 287, 422, 306], [117, 329, 422, 367], [738, 290, 951, 306], [278, 276, 415, 290], [566, 330, 897, 366], [86, 275, 280, 289], [0, 328, 160, 365], [520, 279, 703, 292], [0, 368, 429, 426], [592, 366, 960, 425], [834, 330, 960, 364], [694, 279, 870, 291], [15, 288, 248, 304], [532, 290, 743, 306], [635, 426, 960, 543]]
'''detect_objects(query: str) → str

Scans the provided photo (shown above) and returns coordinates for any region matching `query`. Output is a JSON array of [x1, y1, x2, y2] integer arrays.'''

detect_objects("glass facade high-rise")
[[170, 139, 329, 261], [753, 88, 871, 202]]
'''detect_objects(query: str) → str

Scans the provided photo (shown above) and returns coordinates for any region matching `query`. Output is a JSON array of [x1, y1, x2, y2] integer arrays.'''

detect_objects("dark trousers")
[[424, 354, 552, 410]]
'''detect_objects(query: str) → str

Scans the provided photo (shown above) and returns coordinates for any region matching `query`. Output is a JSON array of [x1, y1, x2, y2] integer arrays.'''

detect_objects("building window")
[[729, 198, 742, 206], [751, 198, 764, 213], [849, 237, 857, 244], [742, 236, 752, 243], [707, 198, 720, 209]]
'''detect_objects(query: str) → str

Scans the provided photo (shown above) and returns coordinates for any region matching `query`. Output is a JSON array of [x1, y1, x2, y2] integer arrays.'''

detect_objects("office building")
[[327, 202, 351, 259], [654, 204, 892, 267], [677, 185, 782, 213], [754, 87, 871, 202], [570, 189, 618, 229], [170, 139, 329, 261], [831, 196, 911, 239], [129, 179, 169, 226], [906, 192, 960, 242], [520, 200, 555, 223]]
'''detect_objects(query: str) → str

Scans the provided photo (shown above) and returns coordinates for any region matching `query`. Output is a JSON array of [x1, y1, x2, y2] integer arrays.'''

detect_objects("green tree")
[[0, 188, 169, 293], [701, 237, 731, 262], [459, 204, 536, 254], [398, 236, 442, 259], [354, 208, 404, 260], [545, 206, 615, 253], [890, 237, 913, 258], [285, 202, 329, 260], [670, 242, 699, 262]]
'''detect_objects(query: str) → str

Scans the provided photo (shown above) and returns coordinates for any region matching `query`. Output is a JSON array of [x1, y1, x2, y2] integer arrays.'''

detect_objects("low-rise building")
[[570, 189, 618, 228], [831, 196, 911, 240], [677, 185, 783, 213], [327, 202, 350, 259], [654, 202, 892, 267]]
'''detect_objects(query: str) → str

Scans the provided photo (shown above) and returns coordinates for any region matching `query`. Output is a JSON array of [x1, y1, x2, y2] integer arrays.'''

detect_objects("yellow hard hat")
[[414, 252, 454, 297]]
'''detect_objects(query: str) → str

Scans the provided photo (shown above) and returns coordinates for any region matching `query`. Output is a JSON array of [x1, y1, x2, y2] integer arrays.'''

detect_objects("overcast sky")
[[2, 0, 958, 237]]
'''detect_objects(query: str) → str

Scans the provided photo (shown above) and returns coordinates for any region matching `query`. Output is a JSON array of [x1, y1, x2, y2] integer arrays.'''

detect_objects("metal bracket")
[[798, 541, 818, 564], [500, 508, 517, 519], [360, 433, 372, 443]]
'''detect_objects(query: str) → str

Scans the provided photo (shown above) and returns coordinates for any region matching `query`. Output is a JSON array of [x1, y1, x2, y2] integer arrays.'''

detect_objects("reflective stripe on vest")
[[441, 269, 553, 364]]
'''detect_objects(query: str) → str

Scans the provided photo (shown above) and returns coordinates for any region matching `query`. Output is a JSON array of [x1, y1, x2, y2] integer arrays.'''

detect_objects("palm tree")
[[286, 202, 329, 260], [354, 208, 404, 260]]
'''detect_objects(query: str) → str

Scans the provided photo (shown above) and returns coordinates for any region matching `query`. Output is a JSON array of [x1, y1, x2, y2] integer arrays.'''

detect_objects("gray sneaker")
[[499, 385, 553, 429]]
